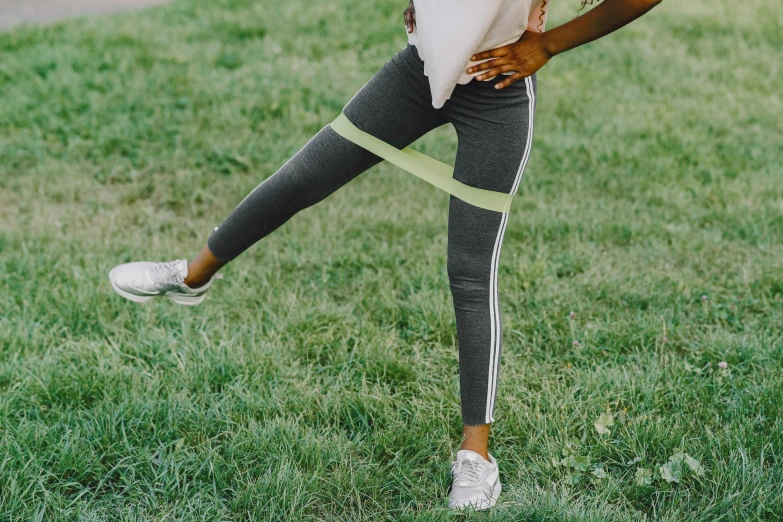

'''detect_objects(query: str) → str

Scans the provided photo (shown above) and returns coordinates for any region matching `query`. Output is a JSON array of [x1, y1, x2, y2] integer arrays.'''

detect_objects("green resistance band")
[[329, 112, 514, 213]]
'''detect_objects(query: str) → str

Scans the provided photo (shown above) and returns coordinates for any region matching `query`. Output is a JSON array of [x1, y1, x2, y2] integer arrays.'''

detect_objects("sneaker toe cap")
[[110, 262, 156, 293]]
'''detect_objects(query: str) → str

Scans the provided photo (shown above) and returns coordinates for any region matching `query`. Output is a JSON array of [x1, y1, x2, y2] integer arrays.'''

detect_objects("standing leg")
[[444, 74, 537, 455], [185, 45, 448, 285]]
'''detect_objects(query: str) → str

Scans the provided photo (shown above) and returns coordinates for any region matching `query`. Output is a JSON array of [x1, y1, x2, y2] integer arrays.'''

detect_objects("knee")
[[265, 160, 325, 211], [447, 251, 491, 302]]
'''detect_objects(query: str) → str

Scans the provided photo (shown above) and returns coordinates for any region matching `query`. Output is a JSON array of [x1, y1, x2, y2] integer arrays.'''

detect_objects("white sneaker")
[[109, 259, 222, 306], [447, 450, 501, 511]]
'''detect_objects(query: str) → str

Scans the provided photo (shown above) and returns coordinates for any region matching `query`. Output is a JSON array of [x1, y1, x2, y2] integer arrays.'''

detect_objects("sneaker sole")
[[109, 268, 207, 306], [166, 292, 207, 306], [448, 480, 501, 511]]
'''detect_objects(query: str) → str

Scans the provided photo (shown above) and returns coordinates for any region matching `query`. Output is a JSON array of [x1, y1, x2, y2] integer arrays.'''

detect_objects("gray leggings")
[[208, 44, 537, 426]]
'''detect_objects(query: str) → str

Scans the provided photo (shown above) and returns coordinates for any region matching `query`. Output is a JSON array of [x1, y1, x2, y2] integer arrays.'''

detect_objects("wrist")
[[539, 31, 560, 58]]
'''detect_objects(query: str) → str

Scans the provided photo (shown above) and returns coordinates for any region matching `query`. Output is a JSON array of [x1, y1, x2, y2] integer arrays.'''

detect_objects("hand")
[[466, 30, 553, 89], [404, 1, 416, 33]]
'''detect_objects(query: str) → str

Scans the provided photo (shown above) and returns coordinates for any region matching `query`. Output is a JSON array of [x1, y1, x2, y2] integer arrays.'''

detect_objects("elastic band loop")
[[329, 112, 514, 213]]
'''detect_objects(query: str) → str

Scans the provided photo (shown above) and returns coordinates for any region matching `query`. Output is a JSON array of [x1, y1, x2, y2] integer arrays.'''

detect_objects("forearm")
[[541, 0, 662, 57]]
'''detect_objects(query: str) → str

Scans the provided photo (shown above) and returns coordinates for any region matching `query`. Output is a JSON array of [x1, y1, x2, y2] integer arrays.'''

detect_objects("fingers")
[[466, 58, 508, 75], [475, 64, 515, 81], [494, 72, 525, 90], [470, 45, 511, 61]]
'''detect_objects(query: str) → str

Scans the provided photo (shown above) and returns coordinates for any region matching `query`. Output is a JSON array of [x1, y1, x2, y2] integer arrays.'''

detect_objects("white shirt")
[[406, 0, 549, 108]]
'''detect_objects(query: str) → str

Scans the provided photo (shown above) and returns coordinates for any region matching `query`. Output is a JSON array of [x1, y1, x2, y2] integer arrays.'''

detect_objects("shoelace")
[[451, 459, 484, 485], [148, 261, 185, 284]]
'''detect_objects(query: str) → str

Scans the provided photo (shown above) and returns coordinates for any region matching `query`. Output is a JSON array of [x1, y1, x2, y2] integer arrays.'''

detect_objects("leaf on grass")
[[561, 455, 577, 468], [574, 455, 591, 472], [562, 440, 578, 457], [659, 460, 683, 483], [594, 413, 614, 436], [635, 467, 653, 486], [566, 472, 583, 485], [684, 455, 705, 476], [592, 467, 607, 479], [669, 451, 686, 464], [627, 456, 642, 466]]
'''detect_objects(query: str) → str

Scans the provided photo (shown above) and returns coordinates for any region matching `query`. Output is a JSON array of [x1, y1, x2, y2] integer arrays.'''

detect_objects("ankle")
[[184, 269, 213, 289], [184, 246, 225, 289], [460, 423, 491, 461], [184, 277, 207, 289], [459, 443, 490, 461]]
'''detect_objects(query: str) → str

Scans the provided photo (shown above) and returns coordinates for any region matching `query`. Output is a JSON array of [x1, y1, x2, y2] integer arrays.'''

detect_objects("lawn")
[[1, 0, 782, 519]]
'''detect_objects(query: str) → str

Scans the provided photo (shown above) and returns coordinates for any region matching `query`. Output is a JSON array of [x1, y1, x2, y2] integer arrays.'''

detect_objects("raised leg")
[[200, 45, 447, 271]]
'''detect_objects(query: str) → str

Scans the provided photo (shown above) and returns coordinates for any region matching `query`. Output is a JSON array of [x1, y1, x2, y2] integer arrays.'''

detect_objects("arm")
[[541, 0, 662, 55], [468, 0, 663, 89]]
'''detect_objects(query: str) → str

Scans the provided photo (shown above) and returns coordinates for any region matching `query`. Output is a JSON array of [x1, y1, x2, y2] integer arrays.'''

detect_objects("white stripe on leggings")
[[485, 75, 536, 424]]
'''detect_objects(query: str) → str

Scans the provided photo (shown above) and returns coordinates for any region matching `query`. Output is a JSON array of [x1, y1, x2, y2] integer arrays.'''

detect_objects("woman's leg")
[[444, 74, 537, 457], [185, 44, 448, 285]]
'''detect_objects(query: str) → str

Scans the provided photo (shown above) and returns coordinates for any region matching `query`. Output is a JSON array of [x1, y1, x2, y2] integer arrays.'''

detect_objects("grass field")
[[1, 0, 782, 519]]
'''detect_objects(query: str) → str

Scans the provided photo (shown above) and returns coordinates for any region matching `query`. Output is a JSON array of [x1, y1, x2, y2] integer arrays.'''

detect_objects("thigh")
[[342, 44, 448, 149], [445, 74, 537, 262], [446, 74, 537, 196]]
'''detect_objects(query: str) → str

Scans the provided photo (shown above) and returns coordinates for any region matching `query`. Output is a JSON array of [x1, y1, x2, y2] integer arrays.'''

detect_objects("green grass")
[[1, 0, 782, 519]]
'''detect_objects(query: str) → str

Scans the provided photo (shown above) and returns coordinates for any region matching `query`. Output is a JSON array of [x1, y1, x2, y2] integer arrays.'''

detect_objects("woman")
[[110, 0, 662, 510]]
